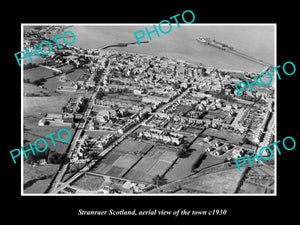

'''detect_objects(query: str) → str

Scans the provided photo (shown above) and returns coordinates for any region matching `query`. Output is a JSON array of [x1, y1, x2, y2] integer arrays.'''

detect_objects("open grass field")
[[23, 55, 44, 65], [23, 163, 59, 184], [130, 157, 157, 173], [113, 154, 140, 168], [23, 177, 53, 194], [24, 83, 47, 95], [24, 125, 75, 155], [164, 137, 233, 182], [93, 163, 113, 174], [23, 66, 85, 94], [91, 152, 122, 174], [123, 145, 177, 182], [91, 152, 141, 178], [66, 69, 86, 82], [158, 151, 177, 163], [24, 95, 70, 116], [239, 181, 265, 193], [181, 168, 245, 193], [146, 146, 166, 158], [71, 174, 105, 191], [90, 139, 178, 183], [24, 96, 68, 116], [23, 162, 59, 194], [100, 152, 123, 165], [124, 169, 153, 183], [105, 166, 127, 177], [147, 160, 172, 176], [23, 94, 75, 194], [114, 139, 153, 155], [24, 66, 54, 81], [112, 154, 140, 169], [164, 138, 208, 181]]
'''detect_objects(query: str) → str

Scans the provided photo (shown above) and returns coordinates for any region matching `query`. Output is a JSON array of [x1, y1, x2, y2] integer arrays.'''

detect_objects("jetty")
[[196, 37, 273, 67], [99, 41, 149, 50]]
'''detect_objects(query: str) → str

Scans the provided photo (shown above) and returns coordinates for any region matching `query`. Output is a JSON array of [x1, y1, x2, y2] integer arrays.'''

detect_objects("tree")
[[177, 145, 189, 158], [152, 175, 167, 186], [96, 90, 104, 100], [176, 148, 186, 158], [191, 153, 207, 172], [47, 150, 64, 164], [62, 106, 67, 112]]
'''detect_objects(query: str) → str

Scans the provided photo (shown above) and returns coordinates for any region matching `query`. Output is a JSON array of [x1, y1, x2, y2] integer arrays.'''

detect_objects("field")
[[24, 66, 54, 81], [23, 85, 75, 194], [238, 181, 265, 193], [164, 136, 234, 182], [23, 163, 59, 193], [71, 174, 105, 191], [24, 83, 48, 95], [65, 68, 86, 82], [180, 168, 245, 193], [24, 95, 70, 116], [23, 117, 75, 194], [114, 139, 153, 155], [164, 139, 208, 181], [90, 152, 141, 178], [24, 66, 85, 94], [88, 138, 178, 185], [124, 145, 177, 183]]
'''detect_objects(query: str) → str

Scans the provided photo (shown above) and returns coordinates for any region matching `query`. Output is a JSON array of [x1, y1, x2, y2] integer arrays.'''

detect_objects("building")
[[62, 113, 74, 123], [232, 148, 244, 159], [139, 129, 184, 145], [205, 146, 213, 152], [253, 128, 263, 143]]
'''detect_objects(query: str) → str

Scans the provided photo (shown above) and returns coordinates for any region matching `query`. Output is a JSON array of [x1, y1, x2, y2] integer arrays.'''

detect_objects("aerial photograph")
[[22, 24, 275, 195]]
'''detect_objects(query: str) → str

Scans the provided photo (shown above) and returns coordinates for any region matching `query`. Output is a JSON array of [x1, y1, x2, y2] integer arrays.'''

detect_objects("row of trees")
[[24, 63, 39, 70], [191, 153, 207, 172], [25, 148, 68, 165]]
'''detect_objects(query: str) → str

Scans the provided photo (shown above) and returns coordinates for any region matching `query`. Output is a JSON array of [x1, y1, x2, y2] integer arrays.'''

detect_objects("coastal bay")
[[69, 25, 275, 73]]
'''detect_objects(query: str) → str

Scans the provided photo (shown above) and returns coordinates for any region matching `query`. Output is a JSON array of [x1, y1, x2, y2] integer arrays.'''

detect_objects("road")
[[49, 115, 150, 194], [48, 66, 107, 193], [49, 85, 190, 194]]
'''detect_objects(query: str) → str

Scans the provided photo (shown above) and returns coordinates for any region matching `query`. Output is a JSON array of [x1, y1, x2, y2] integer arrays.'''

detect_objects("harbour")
[[100, 41, 149, 50]]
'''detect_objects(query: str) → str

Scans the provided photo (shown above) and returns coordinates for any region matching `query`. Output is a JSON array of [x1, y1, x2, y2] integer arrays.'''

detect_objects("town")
[[23, 25, 275, 194]]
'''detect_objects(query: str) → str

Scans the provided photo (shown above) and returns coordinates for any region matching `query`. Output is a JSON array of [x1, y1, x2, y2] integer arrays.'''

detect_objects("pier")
[[99, 41, 149, 50], [197, 37, 273, 67]]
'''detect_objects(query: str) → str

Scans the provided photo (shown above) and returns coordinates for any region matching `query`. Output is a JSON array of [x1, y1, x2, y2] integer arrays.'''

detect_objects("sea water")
[[69, 24, 275, 73]]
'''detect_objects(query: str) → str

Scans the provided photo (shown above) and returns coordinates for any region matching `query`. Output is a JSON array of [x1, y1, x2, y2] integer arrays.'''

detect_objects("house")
[[38, 118, 46, 126], [214, 141, 222, 147], [232, 149, 244, 159], [204, 136, 212, 142], [62, 113, 74, 123], [260, 147, 271, 157], [214, 150, 225, 156], [205, 146, 213, 152], [223, 144, 232, 151], [86, 79, 95, 87]]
